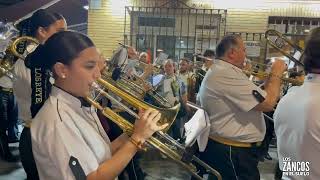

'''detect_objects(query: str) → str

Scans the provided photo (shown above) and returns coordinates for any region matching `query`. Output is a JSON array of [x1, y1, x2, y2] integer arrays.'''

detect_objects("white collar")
[[51, 86, 83, 109], [216, 59, 243, 72]]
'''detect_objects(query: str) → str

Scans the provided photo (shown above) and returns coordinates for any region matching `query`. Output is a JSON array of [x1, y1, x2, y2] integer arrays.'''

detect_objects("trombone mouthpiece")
[[90, 82, 103, 93], [91, 82, 99, 89]]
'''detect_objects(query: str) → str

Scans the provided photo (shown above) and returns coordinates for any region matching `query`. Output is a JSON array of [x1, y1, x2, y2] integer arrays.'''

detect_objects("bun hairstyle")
[[26, 30, 94, 70], [16, 9, 64, 37], [26, 31, 95, 117], [302, 27, 320, 73], [15, 9, 64, 59]]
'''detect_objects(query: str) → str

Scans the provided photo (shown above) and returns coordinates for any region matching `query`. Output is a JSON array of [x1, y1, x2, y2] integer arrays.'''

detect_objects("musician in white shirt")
[[12, 9, 67, 180], [30, 31, 166, 180], [274, 27, 320, 180]]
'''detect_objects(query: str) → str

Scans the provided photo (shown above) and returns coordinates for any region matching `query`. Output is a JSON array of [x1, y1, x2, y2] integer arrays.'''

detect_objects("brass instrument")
[[0, 36, 39, 78], [194, 68, 206, 93], [101, 70, 172, 108], [107, 44, 172, 108], [86, 78, 222, 180], [265, 29, 304, 67], [124, 75, 172, 108], [135, 60, 162, 74], [192, 54, 212, 93], [187, 73, 196, 103], [243, 70, 304, 86], [243, 29, 306, 86]]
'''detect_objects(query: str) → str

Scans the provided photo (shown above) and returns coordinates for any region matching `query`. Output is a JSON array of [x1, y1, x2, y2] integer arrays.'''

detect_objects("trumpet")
[[86, 78, 222, 180]]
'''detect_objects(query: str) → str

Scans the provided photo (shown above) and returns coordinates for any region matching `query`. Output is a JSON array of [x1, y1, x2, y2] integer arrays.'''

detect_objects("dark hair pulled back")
[[27, 30, 94, 70], [17, 9, 64, 37], [26, 31, 95, 118]]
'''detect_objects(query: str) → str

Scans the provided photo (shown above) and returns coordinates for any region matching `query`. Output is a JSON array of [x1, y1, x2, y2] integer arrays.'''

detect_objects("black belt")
[[0, 86, 13, 93]]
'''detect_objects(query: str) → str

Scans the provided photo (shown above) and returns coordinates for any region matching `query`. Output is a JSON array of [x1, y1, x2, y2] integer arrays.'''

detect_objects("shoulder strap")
[[69, 156, 86, 180]]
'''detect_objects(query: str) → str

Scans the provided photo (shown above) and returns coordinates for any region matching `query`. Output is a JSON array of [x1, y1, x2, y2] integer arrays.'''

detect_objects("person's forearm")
[[110, 133, 128, 154], [254, 73, 282, 112], [260, 74, 282, 111], [264, 75, 281, 105], [87, 139, 140, 180]]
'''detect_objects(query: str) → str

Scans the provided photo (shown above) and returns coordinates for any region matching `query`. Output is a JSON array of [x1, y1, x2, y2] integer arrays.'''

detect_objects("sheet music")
[[184, 104, 211, 152]]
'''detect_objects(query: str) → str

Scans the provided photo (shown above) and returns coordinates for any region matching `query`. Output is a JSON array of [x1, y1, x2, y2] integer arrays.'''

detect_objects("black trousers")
[[259, 112, 274, 158], [0, 90, 18, 159], [195, 140, 260, 180], [19, 127, 39, 180]]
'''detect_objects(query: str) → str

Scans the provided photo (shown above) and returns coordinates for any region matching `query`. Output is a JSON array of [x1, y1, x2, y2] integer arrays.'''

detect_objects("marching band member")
[[0, 58, 19, 162], [178, 58, 196, 102], [139, 51, 150, 64], [13, 9, 67, 180], [274, 27, 320, 180], [195, 49, 215, 95], [198, 34, 286, 180], [123, 47, 153, 81], [201, 49, 215, 71], [156, 59, 189, 139], [29, 31, 166, 180], [108, 46, 151, 179]]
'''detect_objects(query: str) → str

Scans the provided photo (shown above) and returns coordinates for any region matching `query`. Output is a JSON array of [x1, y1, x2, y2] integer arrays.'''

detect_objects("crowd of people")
[[1, 8, 320, 180]]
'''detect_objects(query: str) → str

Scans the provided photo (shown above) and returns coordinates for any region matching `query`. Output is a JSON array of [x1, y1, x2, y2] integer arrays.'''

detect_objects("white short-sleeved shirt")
[[31, 86, 112, 180], [0, 75, 12, 88], [199, 60, 267, 142], [12, 59, 32, 124], [274, 73, 320, 180], [156, 75, 186, 106]]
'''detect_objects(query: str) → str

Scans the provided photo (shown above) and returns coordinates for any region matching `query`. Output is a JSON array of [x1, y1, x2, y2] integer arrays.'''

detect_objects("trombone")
[[243, 29, 306, 86], [243, 69, 304, 86], [86, 78, 222, 180], [101, 70, 172, 108], [265, 29, 304, 67], [135, 60, 162, 74], [109, 43, 171, 108]]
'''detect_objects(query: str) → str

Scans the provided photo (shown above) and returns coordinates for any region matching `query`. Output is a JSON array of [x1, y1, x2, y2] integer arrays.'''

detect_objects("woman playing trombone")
[[29, 31, 167, 180]]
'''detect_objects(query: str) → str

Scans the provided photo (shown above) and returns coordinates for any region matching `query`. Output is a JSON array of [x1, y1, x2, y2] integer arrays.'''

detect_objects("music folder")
[[184, 101, 210, 152]]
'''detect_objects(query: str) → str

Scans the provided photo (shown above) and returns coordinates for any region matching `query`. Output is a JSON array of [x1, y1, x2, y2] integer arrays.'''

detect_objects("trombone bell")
[[86, 78, 222, 180], [95, 78, 180, 132], [265, 29, 304, 67]]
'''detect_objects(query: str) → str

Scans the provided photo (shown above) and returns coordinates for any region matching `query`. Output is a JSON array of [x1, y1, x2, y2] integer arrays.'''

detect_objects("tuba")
[[86, 77, 222, 180], [0, 33, 39, 78]]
